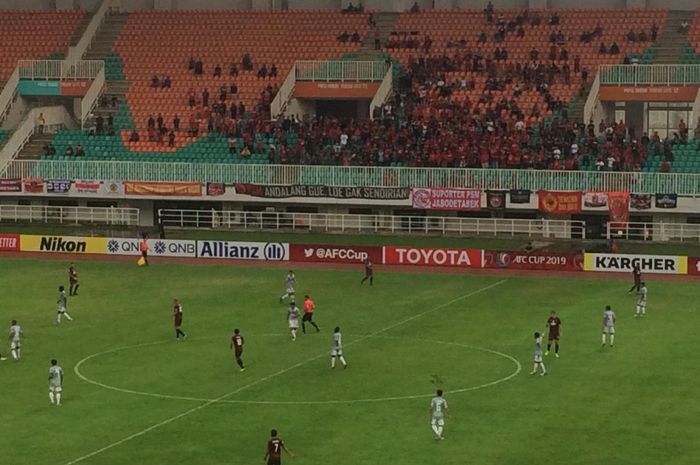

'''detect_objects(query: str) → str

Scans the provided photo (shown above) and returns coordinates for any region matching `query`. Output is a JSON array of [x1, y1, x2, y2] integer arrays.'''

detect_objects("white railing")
[[81, 67, 106, 129], [18, 60, 105, 80], [66, 0, 115, 63], [0, 107, 72, 169], [295, 61, 389, 82], [270, 63, 296, 119], [607, 221, 700, 242], [584, 71, 601, 125], [370, 65, 393, 120], [599, 64, 700, 86], [159, 209, 585, 239], [0, 68, 20, 125], [0, 204, 139, 226]]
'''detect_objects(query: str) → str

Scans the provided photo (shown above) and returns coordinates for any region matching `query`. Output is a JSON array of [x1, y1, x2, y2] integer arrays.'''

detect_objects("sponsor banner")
[[688, 257, 700, 276], [509, 189, 531, 204], [106, 238, 196, 257], [20, 234, 107, 254], [234, 183, 409, 200], [486, 191, 506, 210], [46, 179, 72, 194], [125, 181, 202, 197], [608, 192, 630, 228], [102, 180, 124, 196], [655, 193, 677, 209], [294, 81, 381, 99], [0, 234, 20, 251], [583, 192, 608, 208], [583, 253, 687, 274], [630, 193, 652, 210], [207, 182, 225, 196], [483, 251, 583, 271], [18, 79, 60, 96], [197, 241, 289, 261], [599, 85, 698, 102], [383, 246, 482, 268], [22, 178, 44, 193], [289, 244, 382, 264], [60, 80, 90, 96], [538, 190, 582, 215], [411, 188, 481, 211], [74, 180, 101, 194], [0, 179, 22, 192]]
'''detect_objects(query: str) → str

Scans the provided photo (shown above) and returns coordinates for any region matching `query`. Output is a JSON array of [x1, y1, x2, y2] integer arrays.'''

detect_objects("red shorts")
[[548, 333, 560, 341]]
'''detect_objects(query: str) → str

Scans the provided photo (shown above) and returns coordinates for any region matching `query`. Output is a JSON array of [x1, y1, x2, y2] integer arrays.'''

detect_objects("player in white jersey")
[[602, 305, 616, 347], [635, 282, 647, 317], [530, 332, 546, 376], [430, 389, 448, 440], [279, 270, 296, 302], [9, 320, 23, 360], [330, 326, 347, 369], [56, 286, 73, 324], [48, 359, 64, 406], [287, 302, 300, 341]]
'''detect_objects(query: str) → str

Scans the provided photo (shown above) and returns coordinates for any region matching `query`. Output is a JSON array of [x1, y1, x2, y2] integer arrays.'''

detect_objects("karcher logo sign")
[[583, 253, 687, 274], [40, 237, 86, 253]]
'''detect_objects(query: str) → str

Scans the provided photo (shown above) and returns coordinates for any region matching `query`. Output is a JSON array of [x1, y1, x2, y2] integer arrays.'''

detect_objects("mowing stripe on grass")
[[65, 279, 506, 464]]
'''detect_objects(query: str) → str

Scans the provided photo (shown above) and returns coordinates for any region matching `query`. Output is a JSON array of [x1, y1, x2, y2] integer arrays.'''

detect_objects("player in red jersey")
[[628, 263, 641, 294], [360, 258, 374, 285], [68, 262, 79, 296], [302, 295, 320, 334], [264, 429, 293, 465], [173, 299, 186, 341], [544, 310, 562, 357], [230, 328, 245, 371]]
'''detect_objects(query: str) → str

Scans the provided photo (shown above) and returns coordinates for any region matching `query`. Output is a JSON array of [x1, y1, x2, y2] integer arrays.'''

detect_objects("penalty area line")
[[64, 279, 506, 464]]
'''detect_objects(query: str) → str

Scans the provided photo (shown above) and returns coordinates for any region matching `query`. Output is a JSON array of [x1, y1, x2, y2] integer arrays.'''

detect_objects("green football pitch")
[[1, 258, 698, 465]]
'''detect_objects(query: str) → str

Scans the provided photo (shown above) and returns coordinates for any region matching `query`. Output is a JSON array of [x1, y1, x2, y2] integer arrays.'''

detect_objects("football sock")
[[610, 335, 615, 346], [176, 329, 186, 338], [56, 314, 61, 324], [311, 322, 320, 332], [629, 284, 636, 292], [370, 277, 373, 285], [69, 285, 74, 295], [339, 356, 347, 367], [56, 393, 61, 405], [63, 312, 73, 321], [331, 356, 336, 368], [74, 284, 80, 294], [555, 343, 559, 354], [302, 322, 306, 333], [360, 277, 367, 284], [11, 349, 17, 360], [641, 308, 645, 315], [547, 343, 551, 351], [602, 334, 606, 345], [236, 358, 244, 369], [49, 391, 55, 404], [432, 425, 440, 437], [291, 329, 296, 340], [540, 363, 546, 374], [532, 363, 538, 373], [437, 426, 443, 437], [16, 348, 20, 359]]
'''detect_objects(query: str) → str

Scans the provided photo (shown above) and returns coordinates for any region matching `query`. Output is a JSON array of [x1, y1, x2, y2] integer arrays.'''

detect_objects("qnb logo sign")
[[264, 243, 287, 261]]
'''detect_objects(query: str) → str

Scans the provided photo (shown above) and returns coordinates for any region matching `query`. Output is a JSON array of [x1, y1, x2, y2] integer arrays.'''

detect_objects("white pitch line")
[[65, 279, 506, 464]]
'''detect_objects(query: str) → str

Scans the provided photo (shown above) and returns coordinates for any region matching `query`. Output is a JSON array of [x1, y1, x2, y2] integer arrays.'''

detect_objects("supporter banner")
[[630, 193, 652, 210], [583, 192, 608, 208], [234, 183, 409, 200], [207, 182, 225, 197], [18, 80, 60, 96], [688, 257, 700, 276], [608, 192, 630, 227], [46, 179, 72, 194], [483, 251, 583, 271], [106, 238, 196, 257], [197, 241, 288, 261], [509, 189, 531, 204], [583, 253, 687, 274], [20, 234, 107, 254], [486, 191, 506, 210], [0, 234, 20, 251], [294, 81, 381, 99], [102, 180, 124, 196], [411, 188, 481, 211], [599, 85, 698, 102], [125, 181, 202, 197], [22, 178, 44, 193], [538, 190, 582, 215], [289, 244, 382, 264], [383, 246, 482, 268], [74, 180, 101, 194], [60, 80, 90, 97], [655, 193, 677, 209], [0, 179, 22, 192]]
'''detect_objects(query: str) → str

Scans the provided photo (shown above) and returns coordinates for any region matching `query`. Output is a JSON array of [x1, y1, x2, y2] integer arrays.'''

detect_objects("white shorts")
[[288, 320, 299, 329], [49, 385, 62, 392], [603, 326, 615, 334], [637, 300, 646, 307], [534, 354, 543, 363], [431, 417, 445, 427], [10, 341, 20, 350], [286, 287, 295, 295], [331, 348, 343, 357], [57, 307, 66, 313]]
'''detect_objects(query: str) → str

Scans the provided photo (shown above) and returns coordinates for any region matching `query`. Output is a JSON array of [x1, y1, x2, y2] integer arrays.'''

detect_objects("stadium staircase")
[[17, 133, 55, 160], [354, 12, 400, 60], [652, 10, 693, 64]]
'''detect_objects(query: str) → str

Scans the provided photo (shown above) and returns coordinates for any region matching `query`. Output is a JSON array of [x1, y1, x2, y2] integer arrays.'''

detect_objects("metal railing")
[[159, 209, 585, 239], [270, 63, 296, 119], [18, 60, 105, 80], [0, 205, 139, 226], [607, 221, 700, 242], [3, 161, 700, 195], [599, 64, 700, 86], [295, 61, 389, 82], [0, 67, 19, 125], [67, 0, 116, 63], [370, 65, 393, 120], [81, 67, 106, 129]]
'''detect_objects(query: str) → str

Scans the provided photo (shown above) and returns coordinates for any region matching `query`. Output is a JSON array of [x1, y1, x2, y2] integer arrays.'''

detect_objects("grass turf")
[[1, 258, 698, 465]]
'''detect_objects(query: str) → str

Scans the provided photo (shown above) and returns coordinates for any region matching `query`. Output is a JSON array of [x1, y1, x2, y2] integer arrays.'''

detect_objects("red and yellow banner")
[[538, 191, 582, 215], [599, 85, 698, 102], [124, 181, 202, 197], [294, 82, 380, 99]]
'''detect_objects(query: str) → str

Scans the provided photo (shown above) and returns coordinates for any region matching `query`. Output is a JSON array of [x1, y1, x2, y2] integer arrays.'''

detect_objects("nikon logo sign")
[[40, 237, 87, 252], [20, 235, 107, 254]]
